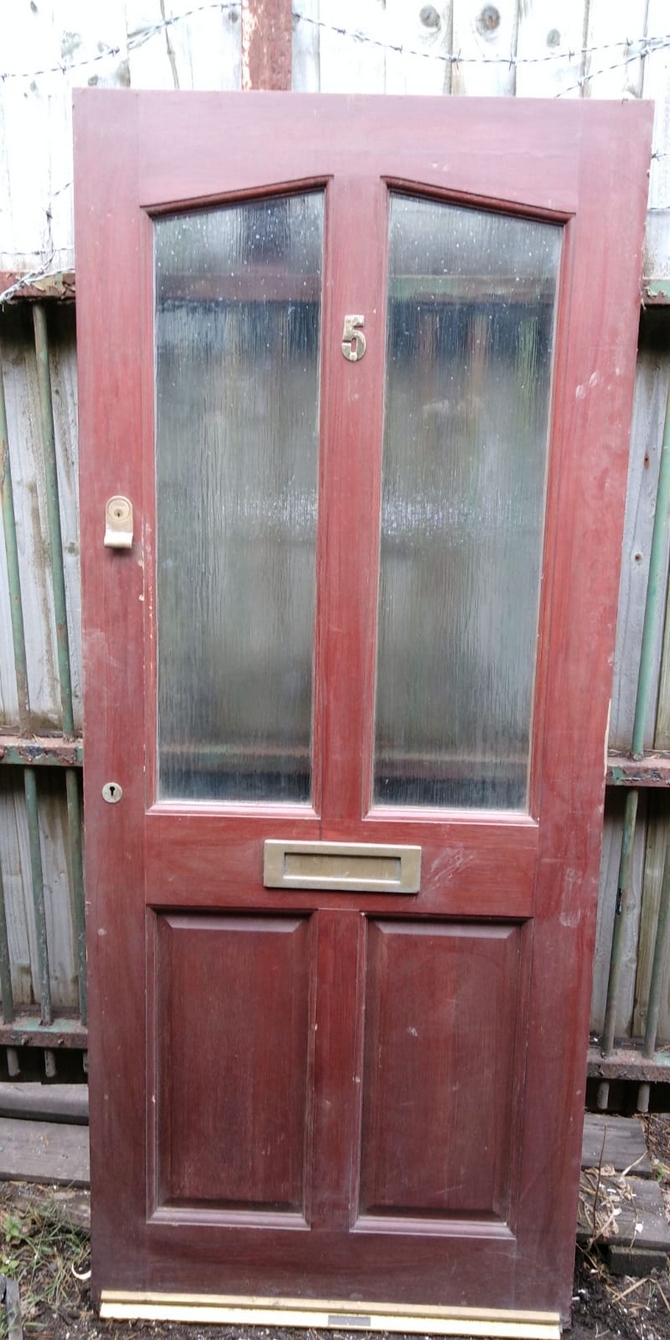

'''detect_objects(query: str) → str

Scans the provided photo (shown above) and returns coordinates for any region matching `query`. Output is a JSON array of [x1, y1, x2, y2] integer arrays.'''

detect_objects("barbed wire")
[[0, 0, 240, 82], [0, 0, 667, 85], [295, 11, 668, 73], [4, 171, 670, 222], [0, 258, 58, 305], [557, 36, 670, 97], [0, 3, 665, 298]]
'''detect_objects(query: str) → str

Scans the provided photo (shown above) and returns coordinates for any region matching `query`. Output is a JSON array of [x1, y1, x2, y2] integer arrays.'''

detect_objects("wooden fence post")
[[241, 0, 292, 90]]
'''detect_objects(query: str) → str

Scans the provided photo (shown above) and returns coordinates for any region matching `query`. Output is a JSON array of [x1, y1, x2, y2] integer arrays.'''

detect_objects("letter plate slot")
[[263, 841, 421, 893]]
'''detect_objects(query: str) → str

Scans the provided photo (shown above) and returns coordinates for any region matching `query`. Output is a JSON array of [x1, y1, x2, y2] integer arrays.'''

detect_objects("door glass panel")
[[374, 196, 561, 810], [155, 192, 324, 802]]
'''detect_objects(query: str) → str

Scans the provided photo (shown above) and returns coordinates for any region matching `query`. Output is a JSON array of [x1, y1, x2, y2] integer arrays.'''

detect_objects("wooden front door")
[[74, 91, 651, 1328]]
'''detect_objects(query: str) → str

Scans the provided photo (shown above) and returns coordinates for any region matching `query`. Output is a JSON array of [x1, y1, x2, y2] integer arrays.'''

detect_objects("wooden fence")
[[0, 0, 670, 1100]]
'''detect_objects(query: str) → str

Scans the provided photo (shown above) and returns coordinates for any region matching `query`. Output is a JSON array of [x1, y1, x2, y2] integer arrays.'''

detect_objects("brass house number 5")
[[341, 314, 366, 362]]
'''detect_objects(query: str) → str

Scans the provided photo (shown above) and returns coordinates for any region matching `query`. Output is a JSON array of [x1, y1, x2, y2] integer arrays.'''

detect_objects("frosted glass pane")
[[374, 197, 562, 810], [155, 194, 323, 802]]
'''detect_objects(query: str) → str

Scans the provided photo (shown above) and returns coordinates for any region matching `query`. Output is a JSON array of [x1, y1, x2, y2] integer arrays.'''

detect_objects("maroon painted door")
[[74, 92, 651, 1325]]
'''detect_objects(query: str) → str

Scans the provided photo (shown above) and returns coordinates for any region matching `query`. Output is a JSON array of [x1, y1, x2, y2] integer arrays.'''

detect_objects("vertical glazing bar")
[[0, 862, 14, 1023], [0, 353, 30, 729], [32, 303, 74, 737], [66, 768, 87, 1024], [23, 768, 52, 1026]]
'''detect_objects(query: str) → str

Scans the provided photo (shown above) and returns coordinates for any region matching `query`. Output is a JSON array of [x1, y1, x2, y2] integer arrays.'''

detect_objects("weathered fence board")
[[1, 0, 670, 1060], [292, 0, 322, 92], [609, 333, 670, 753], [643, 0, 670, 284], [0, 0, 668, 272], [633, 792, 670, 1039], [125, 0, 241, 91], [515, 0, 585, 99], [384, 2, 454, 96], [585, 0, 648, 100], [316, 0, 387, 94], [0, 308, 80, 735], [591, 792, 649, 1039], [0, 770, 77, 1011], [451, 0, 517, 96]]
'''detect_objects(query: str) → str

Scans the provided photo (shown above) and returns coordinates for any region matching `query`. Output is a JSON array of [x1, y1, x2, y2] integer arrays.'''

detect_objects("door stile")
[[319, 175, 388, 827], [74, 92, 150, 1261], [514, 103, 654, 1301]]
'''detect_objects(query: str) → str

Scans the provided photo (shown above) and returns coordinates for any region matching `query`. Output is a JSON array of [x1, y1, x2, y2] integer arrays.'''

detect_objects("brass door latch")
[[104, 496, 133, 548]]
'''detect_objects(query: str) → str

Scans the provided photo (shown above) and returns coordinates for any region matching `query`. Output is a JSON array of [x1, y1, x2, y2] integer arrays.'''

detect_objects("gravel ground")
[[5, 1120, 670, 1339]]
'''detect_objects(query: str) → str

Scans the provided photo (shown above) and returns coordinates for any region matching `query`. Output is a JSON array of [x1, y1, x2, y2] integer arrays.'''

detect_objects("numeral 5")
[[341, 314, 366, 362]]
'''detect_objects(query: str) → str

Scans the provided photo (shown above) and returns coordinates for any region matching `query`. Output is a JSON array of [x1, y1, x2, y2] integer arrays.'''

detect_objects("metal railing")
[[0, 299, 85, 1079], [597, 380, 670, 1109], [1, 288, 670, 1098]]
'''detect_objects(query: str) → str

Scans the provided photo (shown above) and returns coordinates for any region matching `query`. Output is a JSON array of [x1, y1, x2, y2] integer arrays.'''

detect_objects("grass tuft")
[[0, 1183, 90, 1337]]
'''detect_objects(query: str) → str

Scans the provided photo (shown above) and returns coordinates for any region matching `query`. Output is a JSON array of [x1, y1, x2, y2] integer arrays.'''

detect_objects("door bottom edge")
[[100, 1293, 561, 1338]]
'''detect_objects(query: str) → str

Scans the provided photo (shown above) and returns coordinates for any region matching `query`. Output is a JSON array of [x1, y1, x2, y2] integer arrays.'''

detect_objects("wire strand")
[[294, 11, 668, 73], [0, 1, 240, 82], [557, 36, 670, 97], [0, 1, 667, 85]]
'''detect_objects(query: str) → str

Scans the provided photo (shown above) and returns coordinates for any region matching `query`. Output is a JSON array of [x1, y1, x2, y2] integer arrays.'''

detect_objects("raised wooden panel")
[[152, 913, 313, 1218], [357, 920, 525, 1226]]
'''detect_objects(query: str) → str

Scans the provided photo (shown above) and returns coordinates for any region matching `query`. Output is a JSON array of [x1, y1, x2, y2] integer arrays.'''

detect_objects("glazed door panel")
[[74, 91, 652, 1323], [375, 194, 560, 809], [154, 192, 324, 803]]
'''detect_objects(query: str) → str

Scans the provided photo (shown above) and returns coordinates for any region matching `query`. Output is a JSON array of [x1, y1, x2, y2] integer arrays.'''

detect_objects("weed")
[[0, 1183, 90, 1336]]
